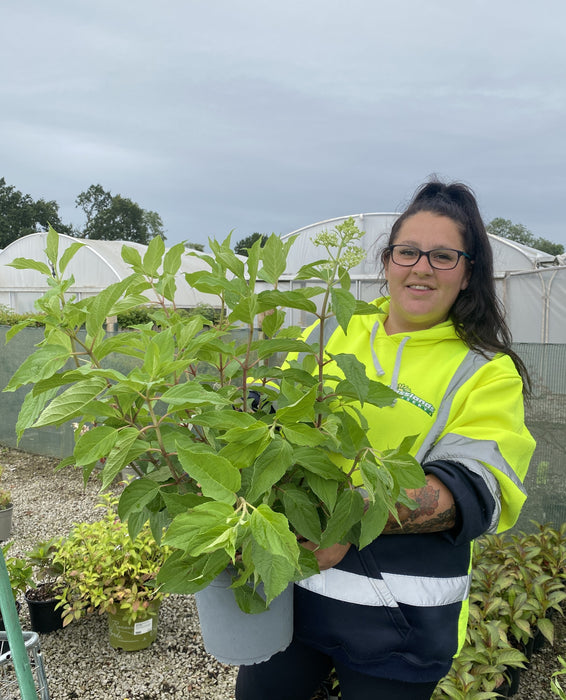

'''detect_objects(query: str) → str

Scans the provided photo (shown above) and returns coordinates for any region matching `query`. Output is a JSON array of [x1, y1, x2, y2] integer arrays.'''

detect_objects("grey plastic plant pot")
[[0, 506, 13, 542], [194, 569, 293, 665]]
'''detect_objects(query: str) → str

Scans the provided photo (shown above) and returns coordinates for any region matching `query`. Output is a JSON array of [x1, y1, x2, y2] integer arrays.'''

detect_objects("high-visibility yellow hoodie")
[[293, 298, 535, 683]]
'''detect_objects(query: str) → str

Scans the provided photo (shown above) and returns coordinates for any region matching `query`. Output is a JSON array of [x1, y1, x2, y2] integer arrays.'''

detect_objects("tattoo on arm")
[[384, 479, 457, 535]]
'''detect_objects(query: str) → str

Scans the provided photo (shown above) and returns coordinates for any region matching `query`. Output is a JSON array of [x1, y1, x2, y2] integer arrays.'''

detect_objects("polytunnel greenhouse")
[[0, 232, 219, 313]]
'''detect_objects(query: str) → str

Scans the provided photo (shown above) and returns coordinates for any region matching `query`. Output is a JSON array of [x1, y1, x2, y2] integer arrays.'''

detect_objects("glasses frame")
[[387, 244, 472, 270]]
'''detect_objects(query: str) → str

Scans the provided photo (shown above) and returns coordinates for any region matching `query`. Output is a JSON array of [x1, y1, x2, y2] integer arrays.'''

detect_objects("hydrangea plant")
[[4, 219, 425, 612]]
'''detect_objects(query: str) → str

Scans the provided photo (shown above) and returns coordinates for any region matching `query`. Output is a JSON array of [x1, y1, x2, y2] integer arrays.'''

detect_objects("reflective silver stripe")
[[415, 349, 493, 463], [382, 571, 472, 606], [453, 457, 500, 533], [427, 433, 525, 495], [296, 568, 471, 608]]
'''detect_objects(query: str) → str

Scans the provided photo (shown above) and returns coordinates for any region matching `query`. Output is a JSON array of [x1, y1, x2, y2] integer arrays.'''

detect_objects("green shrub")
[[0, 304, 45, 326]]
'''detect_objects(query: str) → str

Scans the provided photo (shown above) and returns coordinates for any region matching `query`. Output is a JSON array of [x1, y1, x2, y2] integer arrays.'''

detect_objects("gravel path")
[[1, 445, 238, 700], [1, 443, 564, 699]]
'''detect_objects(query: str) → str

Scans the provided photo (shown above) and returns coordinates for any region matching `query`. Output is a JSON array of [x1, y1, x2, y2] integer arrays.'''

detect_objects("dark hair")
[[382, 179, 531, 394]]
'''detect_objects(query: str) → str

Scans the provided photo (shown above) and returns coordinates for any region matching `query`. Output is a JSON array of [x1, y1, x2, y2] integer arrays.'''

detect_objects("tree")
[[487, 218, 564, 256], [75, 184, 165, 244], [185, 242, 205, 252], [234, 232, 269, 257], [0, 177, 73, 248]]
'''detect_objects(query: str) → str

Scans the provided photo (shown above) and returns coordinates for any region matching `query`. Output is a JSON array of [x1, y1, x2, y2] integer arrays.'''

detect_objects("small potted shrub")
[[24, 536, 65, 634], [0, 543, 34, 628], [0, 467, 14, 541], [53, 493, 169, 650]]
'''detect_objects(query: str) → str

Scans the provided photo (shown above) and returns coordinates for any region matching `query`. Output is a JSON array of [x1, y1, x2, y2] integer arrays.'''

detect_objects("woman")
[[236, 180, 535, 700]]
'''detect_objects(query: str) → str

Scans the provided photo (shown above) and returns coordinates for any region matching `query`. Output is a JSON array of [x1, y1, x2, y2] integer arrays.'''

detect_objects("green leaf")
[[331, 353, 370, 404], [281, 485, 321, 543], [4, 345, 70, 392], [163, 243, 184, 275], [257, 290, 318, 313], [275, 386, 317, 425], [245, 438, 294, 504], [121, 244, 143, 269], [260, 309, 285, 337], [330, 287, 357, 333], [33, 377, 107, 427], [14, 386, 59, 440], [164, 502, 234, 544], [258, 233, 289, 284], [256, 338, 313, 359], [86, 278, 132, 338], [365, 380, 399, 407], [250, 505, 299, 567], [59, 241, 85, 274], [100, 428, 146, 489], [293, 447, 346, 481], [117, 478, 162, 520], [143, 235, 165, 275], [304, 472, 338, 512], [359, 499, 389, 549], [250, 543, 296, 604], [537, 615, 555, 644], [74, 425, 118, 466], [320, 489, 365, 548], [190, 410, 256, 430], [281, 423, 325, 446], [157, 549, 230, 594], [353, 299, 380, 316], [46, 225, 59, 267], [160, 383, 231, 408], [177, 445, 240, 504], [221, 422, 270, 447], [160, 491, 211, 517], [232, 582, 270, 614], [381, 450, 425, 489], [7, 258, 52, 276]]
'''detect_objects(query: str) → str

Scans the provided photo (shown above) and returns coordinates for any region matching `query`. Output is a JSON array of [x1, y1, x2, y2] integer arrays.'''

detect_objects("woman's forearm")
[[383, 474, 456, 534]]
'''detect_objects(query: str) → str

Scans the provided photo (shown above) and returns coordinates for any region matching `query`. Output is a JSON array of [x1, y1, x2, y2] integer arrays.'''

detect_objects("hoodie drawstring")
[[370, 319, 410, 392]]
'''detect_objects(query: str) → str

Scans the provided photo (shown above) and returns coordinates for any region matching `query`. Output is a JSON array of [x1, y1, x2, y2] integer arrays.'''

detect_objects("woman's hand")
[[299, 540, 351, 571]]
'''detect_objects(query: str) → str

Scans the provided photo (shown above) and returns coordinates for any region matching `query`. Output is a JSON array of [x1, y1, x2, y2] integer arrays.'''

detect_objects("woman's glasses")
[[387, 245, 472, 270]]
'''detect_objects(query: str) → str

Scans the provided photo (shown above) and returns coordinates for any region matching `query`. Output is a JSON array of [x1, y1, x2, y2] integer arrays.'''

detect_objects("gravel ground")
[[0, 443, 564, 700], [1, 445, 238, 700]]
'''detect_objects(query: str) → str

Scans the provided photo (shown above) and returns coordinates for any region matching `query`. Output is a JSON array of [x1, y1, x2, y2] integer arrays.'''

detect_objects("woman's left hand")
[[300, 540, 351, 570]]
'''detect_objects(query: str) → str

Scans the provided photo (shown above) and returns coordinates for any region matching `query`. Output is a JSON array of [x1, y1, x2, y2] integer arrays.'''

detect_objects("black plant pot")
[[0, 600, 21, 631], [502, 665, 521, 697], [0, 600, 21, 653], [25, 590, 63, 634], [532, 628, 547, 654]]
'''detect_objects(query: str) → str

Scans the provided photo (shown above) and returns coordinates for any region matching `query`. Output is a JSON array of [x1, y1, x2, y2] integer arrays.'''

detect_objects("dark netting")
[[1, 328, 564, 532]]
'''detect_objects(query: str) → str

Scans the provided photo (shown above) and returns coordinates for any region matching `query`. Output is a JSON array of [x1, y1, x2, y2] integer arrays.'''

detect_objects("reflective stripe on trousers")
[[296, 568, 472, 607]]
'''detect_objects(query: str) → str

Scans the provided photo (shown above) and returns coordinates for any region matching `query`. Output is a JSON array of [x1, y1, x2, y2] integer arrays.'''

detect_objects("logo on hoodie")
[[396, 383, 436, 416]]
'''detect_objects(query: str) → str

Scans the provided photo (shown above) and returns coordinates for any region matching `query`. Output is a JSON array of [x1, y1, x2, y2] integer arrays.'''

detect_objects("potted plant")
[[0, 467, 14, 541], [52, 493, 169, 650], [0, 543, 34, 627], [24, 536, 66, 634], [4, 223, 425, 663]]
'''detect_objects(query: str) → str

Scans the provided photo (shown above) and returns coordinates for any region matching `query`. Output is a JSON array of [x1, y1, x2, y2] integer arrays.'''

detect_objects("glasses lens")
[[429, 249, 459, 269], [392, 246, 420, 265]]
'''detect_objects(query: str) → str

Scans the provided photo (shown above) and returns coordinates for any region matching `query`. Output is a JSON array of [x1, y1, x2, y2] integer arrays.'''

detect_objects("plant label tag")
[[134, 619, 153, 635]]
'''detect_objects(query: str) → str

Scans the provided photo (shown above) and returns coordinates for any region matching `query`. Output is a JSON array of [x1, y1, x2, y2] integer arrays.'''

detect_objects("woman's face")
[[384, 211, 471, 334]]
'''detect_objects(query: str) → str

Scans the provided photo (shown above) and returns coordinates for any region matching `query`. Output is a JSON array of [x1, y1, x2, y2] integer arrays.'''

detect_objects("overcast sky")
[[2, 0, 565, 250]]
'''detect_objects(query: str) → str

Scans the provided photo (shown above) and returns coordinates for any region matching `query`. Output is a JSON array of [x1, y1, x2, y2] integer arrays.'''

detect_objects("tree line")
[[0, 178, 164, 248], [1, 177, 563, 256]]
